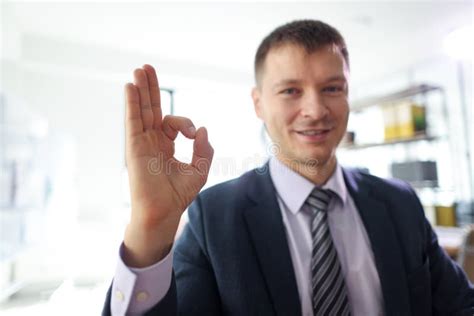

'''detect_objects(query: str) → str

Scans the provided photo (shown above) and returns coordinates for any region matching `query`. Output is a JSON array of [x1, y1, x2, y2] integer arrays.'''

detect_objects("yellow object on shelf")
[[383, 101, 426, 141], [435, 205, 457, 227], [397, 102, 426, 138], [383, 103, 398, 141]]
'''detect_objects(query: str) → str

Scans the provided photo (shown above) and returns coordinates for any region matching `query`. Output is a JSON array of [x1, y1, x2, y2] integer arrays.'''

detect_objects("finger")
[[133, 68, 153, 130], [125, 83, 143, 138], [143, 64, 162, 129], [191, 127, 214, 177], [162, 115, 196, 141]]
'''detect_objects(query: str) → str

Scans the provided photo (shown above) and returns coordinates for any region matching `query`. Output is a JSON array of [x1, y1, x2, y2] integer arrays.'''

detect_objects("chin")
[[289, 151, 330, 168]]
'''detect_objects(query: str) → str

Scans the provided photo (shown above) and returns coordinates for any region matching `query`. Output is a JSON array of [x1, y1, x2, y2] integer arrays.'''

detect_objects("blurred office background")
[[1, 1, 473, 315]]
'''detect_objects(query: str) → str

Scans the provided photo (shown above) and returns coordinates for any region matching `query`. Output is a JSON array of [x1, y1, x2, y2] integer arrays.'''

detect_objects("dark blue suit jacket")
[[103, 166, 474, 315]]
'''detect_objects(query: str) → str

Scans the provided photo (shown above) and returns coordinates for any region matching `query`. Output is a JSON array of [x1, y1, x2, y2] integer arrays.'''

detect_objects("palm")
[[125, 65, 213, 227]]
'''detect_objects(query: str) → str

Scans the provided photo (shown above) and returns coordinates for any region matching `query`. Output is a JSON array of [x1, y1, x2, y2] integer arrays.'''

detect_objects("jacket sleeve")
[[409, 184, 474, 315], [424, 219, 474, 316], [170, 195, 222, 315]]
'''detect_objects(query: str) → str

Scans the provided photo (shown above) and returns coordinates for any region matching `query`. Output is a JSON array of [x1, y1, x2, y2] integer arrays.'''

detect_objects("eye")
[[281, 88, 299, 95], [323, 86, 344, 94]]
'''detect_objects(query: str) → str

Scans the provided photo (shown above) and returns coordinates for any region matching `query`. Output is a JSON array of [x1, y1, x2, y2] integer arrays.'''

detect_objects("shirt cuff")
[[111, 242, 174, 316]]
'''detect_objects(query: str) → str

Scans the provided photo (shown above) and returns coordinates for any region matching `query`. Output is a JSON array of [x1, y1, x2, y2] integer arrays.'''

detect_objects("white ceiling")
[[2, 1, 473, 84]]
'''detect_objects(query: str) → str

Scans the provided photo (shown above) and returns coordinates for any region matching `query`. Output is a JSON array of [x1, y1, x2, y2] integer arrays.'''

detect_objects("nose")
[[299, 90, 329, 120]]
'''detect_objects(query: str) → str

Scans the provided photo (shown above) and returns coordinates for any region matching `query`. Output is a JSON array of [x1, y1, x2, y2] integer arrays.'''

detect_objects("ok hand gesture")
[[123, 65, 214, 267]]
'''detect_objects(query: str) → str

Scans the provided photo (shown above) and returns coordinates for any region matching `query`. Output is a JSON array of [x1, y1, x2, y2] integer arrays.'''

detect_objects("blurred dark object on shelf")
[[391, 160, 438, 188], [457, 200, 474, 227], [341, 131, 355, 146]]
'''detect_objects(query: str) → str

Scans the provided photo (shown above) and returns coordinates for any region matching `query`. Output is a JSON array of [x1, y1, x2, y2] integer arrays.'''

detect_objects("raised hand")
[[122, 65, 214, 267]]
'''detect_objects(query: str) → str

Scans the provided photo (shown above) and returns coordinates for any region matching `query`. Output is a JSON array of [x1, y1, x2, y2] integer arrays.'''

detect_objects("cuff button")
[[115, 290, 124, 302]]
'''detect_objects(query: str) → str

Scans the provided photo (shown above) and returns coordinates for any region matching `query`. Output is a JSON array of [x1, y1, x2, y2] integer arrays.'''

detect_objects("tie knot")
[[305, 188, 332, 212]]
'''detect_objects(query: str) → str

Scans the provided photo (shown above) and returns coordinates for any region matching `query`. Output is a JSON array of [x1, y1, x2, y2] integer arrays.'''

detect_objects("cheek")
[[331, 101, 349, 121], [326, 95, 347, 106], [268, 106, 294, 128], [280, 105, 300, 124]]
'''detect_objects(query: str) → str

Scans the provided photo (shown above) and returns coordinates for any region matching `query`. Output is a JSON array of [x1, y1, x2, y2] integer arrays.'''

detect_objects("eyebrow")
[[325, 75, 347, 83], [272, 75, 347, 90], [272, 79, 302, 89]]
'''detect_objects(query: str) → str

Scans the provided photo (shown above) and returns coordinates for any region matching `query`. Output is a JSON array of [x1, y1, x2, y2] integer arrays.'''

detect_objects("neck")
[[275, 155, 337, 186]]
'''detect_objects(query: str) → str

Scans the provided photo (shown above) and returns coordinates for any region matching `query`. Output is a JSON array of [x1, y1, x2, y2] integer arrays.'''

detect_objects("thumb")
[[191, 127, 214, 177]]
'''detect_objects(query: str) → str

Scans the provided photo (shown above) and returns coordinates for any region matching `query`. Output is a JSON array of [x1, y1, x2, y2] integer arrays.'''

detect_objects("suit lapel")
[[242, 165, 302, 316], [343, 169, 411, 316]]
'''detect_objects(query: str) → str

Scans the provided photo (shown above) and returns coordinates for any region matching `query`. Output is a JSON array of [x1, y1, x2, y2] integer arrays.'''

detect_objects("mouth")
[[295, 128, 332, 142]]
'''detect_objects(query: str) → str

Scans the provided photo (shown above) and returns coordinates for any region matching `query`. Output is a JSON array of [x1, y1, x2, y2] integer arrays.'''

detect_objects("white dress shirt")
[[269, 157, 384, 316]]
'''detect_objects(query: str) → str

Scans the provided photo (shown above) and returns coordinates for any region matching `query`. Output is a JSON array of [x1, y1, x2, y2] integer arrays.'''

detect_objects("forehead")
[[262, 43, 348, 86]]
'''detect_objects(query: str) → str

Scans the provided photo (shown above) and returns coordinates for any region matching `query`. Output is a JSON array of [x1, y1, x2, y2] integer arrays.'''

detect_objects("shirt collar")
[[269, 156, 348, 215]]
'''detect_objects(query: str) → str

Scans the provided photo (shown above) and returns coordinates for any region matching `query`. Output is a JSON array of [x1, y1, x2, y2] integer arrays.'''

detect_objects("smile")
[[295, 129, 331, 141], [297, 130, 328, 135]]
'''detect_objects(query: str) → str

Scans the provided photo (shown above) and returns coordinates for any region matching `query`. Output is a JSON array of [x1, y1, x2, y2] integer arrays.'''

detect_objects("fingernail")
[[188, 126, 196, 134]]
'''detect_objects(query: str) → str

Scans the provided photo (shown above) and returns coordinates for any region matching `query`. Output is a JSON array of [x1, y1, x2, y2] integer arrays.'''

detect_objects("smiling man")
[[103, 20, 474, 316]]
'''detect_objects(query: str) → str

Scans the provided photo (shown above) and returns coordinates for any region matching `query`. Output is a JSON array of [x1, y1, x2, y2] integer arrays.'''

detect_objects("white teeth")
[[300, 130, 323, 136]]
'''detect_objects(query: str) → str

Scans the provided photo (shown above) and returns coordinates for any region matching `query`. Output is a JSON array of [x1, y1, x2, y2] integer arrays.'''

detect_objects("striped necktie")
[[306, 188, 351, 316]]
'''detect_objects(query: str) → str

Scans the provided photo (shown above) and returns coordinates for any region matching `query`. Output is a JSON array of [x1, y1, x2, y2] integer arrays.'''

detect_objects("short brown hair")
[[254, 20, 349, 85]]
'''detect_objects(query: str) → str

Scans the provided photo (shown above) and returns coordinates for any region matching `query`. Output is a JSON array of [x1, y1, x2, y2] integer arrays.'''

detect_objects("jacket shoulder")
[[344, 167, 425, 220], [198, 166, 264, 207], [187, 167, 266, 223], [345, 167, 417, 197]]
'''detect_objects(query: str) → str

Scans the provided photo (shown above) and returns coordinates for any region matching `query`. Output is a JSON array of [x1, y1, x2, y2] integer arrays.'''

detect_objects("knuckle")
[[179, 116, 192, 126]]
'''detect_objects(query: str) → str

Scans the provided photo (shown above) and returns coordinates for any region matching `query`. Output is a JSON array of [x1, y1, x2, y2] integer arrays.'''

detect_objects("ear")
[[251, 87, 263, 119]]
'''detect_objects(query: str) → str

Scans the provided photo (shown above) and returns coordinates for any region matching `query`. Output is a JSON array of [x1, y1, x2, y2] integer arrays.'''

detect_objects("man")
[[103, 20, 474, 315]]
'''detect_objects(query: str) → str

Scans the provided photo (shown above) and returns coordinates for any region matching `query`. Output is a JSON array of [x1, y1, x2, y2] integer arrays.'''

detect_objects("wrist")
[[123, 217, 179, 268]]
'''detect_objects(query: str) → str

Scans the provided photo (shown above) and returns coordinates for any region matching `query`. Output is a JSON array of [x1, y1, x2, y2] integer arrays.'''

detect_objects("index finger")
[[143, 64, 162, 129]]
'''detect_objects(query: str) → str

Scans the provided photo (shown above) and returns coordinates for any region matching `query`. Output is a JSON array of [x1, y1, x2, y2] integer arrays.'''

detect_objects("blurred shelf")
[[350, 84, 443, 112], [410, 180, 439, 189], [340, 133, 438, 150], [415, 186, 455, 193]]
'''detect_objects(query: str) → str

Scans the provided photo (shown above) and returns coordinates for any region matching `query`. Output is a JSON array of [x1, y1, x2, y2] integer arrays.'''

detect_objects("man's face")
[[252, 43, 350, 169]]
